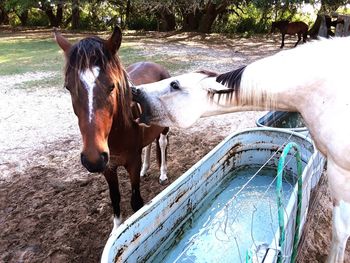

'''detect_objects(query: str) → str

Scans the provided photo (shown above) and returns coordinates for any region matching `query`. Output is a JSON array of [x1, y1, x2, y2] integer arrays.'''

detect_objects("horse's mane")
[[216, 66, 246, 93], [65, 36, 131, 126], [199, 66, 246, 102]]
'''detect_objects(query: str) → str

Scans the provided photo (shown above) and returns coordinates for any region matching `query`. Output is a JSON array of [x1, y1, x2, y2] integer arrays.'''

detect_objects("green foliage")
[[5, 0, 36, 13], [27, 9, 49, 26], [1, 0, 349, 33], [76, 1, 120, 30], [7, 12, 20, 26], [128, 16, 158, 31], [213, 3, 270, 34]]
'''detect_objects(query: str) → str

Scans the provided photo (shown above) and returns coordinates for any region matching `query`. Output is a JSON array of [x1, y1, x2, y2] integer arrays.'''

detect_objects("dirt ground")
[[1, 30, 349, 262]]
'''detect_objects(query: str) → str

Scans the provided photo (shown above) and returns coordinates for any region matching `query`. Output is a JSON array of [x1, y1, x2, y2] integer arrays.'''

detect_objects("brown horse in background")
[[271, 20, 308, 48], [54, 27, 170, 232]]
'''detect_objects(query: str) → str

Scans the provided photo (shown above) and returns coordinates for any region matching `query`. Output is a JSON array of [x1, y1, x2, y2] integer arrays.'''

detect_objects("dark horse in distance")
[[54, 27, 170, 232], [271, 20, 308, 48]]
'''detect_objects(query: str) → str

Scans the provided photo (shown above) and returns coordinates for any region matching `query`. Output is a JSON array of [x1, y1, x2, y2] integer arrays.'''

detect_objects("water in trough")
[[270, 112, 305, 129], [156, 166, 295, 263]]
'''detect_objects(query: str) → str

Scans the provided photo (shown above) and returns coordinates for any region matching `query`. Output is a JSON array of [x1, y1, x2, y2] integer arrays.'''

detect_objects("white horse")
[[133, 37, 350, 262]]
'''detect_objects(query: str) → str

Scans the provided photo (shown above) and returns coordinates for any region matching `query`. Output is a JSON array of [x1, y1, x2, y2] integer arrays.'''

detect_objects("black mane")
[[199, 65, 246, 103], [215, 65, 246, 95]]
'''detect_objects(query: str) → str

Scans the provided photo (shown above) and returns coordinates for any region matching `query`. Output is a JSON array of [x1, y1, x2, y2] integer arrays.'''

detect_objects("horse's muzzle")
[[131, 86, 151, 126], [80, 152, 109, 173]]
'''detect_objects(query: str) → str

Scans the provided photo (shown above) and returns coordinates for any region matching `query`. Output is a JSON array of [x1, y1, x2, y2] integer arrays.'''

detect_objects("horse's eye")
[[170, 80, 180, 90], [108, 84, 115, 92]]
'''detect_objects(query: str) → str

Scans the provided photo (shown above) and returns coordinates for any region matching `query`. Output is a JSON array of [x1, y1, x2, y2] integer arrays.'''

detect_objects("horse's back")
[[127, 62, 170, 85], [288, 21, 308, 34]]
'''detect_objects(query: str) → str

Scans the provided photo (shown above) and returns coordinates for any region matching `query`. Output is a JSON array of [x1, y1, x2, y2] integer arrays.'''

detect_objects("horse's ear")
[[106, 26, 122, 54], [53, 28, 72, 54]]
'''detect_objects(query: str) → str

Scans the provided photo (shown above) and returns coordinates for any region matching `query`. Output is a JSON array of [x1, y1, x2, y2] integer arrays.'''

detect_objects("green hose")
[[276, 142, 303, 263], [246, 249, 252, 263]]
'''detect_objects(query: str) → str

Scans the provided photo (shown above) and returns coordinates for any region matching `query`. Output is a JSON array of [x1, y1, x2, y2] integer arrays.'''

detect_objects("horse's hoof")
[[140, 172, 148, 178], [159, 178, 169, 185]]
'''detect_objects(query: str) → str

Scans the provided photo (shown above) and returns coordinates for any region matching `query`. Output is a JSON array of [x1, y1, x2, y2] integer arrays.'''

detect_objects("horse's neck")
[[202, 73, 300, 116], [208, 37, 350, 115]]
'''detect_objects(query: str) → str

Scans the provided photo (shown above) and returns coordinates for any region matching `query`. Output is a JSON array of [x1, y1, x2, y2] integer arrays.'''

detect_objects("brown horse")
[[271, 20, 308, 48], [54, 27, 170, 231]]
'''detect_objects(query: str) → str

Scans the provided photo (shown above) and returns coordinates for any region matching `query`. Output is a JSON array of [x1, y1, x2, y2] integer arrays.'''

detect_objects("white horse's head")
[[133, 70, 240, 128]]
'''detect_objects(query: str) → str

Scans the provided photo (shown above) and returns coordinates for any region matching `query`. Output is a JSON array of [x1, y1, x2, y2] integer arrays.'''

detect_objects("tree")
[[176, 0, 244, 33], [0, 2, 10, 25], [71, 0, 79, 29], [5, 0, 65, 27], [131, 0, 247, 33], [39, 0, 65, 27], [308, 0, 348, 38]]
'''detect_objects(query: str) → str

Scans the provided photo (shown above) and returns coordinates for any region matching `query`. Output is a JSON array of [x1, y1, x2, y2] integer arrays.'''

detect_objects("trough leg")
[[126, 156, 144, 212], [140, 144, 151, 177], [104, 166, 122, 233], [326, 160, 350, 263]]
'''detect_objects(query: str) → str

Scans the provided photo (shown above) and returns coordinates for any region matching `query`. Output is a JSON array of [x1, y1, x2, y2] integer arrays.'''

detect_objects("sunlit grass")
[[0, 38, 64, 76], [0, 32, 190, 89]]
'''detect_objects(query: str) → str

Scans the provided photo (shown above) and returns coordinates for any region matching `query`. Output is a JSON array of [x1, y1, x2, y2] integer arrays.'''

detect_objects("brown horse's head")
[[54, 27, 130, 173]]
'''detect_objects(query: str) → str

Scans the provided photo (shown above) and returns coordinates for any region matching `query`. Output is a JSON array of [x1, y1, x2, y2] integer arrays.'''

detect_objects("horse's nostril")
[[101, 152, 109, 163], [81, 153, 87, 166], [80, 152, 108, 173]]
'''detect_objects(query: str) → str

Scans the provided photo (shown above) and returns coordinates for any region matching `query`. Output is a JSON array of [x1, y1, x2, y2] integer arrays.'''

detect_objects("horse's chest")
[[306, 107, 350, 169]]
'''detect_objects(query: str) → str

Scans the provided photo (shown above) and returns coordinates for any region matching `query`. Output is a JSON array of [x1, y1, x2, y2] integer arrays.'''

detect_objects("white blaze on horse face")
[[79, 66, 100, 123]]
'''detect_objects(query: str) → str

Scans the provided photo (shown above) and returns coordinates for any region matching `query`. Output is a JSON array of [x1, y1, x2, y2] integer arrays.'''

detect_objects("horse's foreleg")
[[125, 156, 144, 212], [302, 32, 307, 43], [280, 33, 285, 48], [294, 33, 302, 47], [157, 128, 169, 185], [140, 144, 151, 177], [104, 166, 122, 233], [327, 160, 350, 263]]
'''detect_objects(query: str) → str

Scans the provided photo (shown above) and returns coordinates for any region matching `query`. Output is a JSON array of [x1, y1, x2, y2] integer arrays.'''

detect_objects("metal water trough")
[[101, 128, 325, 263], [256, 111, 308, 136]]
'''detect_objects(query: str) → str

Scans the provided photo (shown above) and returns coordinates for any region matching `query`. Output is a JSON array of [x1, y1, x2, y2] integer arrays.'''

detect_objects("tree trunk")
[[309, 15, 322, 38], [17, 10, 29, 26], [158, 7, 176, 31], [57, 1, 64, 26], [45, 8, 59, 27], [198, 3, 218, 33], [125, 0, 131, 28], [181, 9, 203, 31], [71, 0, 80, 29], [309, 0, 346, 39], [0, 5, 9, 25]]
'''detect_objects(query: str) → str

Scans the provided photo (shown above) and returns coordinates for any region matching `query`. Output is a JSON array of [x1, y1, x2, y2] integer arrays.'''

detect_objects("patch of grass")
[[0, 38, 64, 76], [120, 46, 192, 74], [0, 32, 191, 90]]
